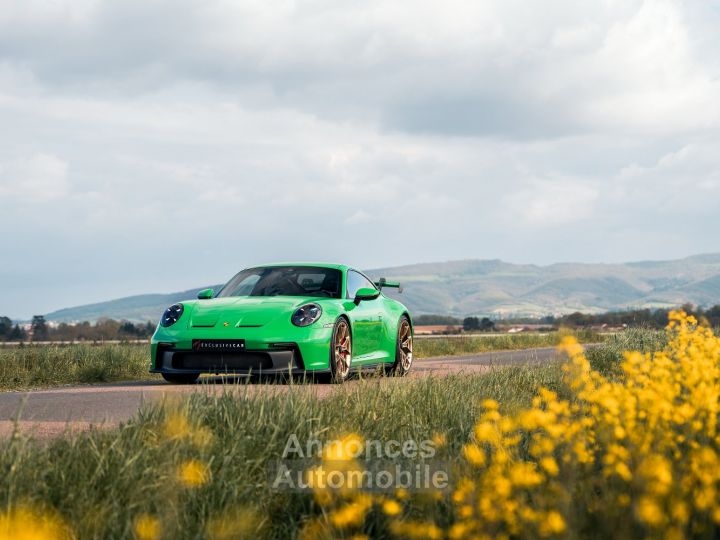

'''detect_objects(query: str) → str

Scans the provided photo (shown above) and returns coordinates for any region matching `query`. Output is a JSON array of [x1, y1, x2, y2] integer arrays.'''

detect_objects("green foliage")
[[0, 345, 155, 390], [49, 319, 155, 341], [0, 334, 598, 390], [30, 315, 49, 341], [0, 316, 12, 338], [412, 314, 462, 325], [460, 315, 499, 331], [551, 303, 720, 329], [585, 327, 667, 377], [414, 330, 603, 359], [7, 324, 26, 341], [463, 316, 480, 331], [0, 368, 561, 539]]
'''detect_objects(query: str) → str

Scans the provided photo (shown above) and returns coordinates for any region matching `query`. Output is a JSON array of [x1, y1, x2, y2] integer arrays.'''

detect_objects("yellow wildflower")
[[162, 410, 214, 448], [0, 506, 72, 540], [389, 521, 443, 539], [538, 510, 566, 536], [206, 507, 265, 540], [323, 433, 364, 461], [636, 496, 663, 527], [381, 499, 402, 516], [539, 456, 559, 477], [463, 443, 486, 466], [508, 462, 543, 488], [474, 422, 500, 445], [133, 514, 161, 540], [177, 459, 210, 487], [712, 507, 720, 524], [163, 411, 191, 439], [329, 494, 372, 529], [482, 398, 499, 410]]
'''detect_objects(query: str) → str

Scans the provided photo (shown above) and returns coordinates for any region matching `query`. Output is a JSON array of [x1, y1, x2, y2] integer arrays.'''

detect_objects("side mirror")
[[197, 288, 214, 300], [354, 287, 380, 303]]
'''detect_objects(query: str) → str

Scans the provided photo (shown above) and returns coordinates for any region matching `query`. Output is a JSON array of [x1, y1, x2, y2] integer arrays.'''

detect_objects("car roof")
[[249, 262, 351, 271]]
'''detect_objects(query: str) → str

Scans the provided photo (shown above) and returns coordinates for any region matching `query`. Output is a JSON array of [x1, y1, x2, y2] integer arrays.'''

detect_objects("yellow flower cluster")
[[162, 410, 214, 448], [305, 433, 367, 507], [158, 407, 213, 489], [449, 310, 720, 539], [124, 406, 215, 539], [177, 459, 211, 488], [133, 513, 161, 540], [205, 506, 266, 540], [301, 433, 430, 539], [0, 505, 72, 540], [309, 311, 720, 539]]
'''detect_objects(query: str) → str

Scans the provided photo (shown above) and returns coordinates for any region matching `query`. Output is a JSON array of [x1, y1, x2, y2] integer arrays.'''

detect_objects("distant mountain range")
[[44, 253, 720, 322]]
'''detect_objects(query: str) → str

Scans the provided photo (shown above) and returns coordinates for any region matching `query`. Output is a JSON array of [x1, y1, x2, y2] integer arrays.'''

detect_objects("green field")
[[0, 367, 563, 539], [0, 330, 603, 391], [414, 329, 603, 359], [0, 344, 156, 390], [0, 328, 677, 539]]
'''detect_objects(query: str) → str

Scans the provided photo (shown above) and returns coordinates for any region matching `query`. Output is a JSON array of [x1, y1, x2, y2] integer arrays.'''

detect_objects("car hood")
[[187, 296, 318, 328]]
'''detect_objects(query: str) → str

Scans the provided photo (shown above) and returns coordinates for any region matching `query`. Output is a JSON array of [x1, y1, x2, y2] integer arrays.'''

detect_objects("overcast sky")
[[1, 0, 719, 318]]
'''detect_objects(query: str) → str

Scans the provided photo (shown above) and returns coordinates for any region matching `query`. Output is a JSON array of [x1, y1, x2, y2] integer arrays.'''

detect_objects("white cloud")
[[344, 210, 373, 225], [0, 1, 719, 316], [0, 153, 70, 201], [503, 178, 599, 227]]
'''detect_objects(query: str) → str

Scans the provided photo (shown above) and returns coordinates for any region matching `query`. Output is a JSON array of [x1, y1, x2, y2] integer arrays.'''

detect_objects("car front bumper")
[[150, 317, 337, 375], [149, 342, 326, 375]]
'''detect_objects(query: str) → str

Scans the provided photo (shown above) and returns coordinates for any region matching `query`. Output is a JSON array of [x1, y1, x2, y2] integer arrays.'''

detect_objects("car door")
[[344, 269, 383, 362]]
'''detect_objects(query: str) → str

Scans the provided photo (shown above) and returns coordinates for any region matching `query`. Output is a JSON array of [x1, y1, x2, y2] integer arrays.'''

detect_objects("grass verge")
[[0, 367, 563, 539], [0, 344, 158, 390], [0, 330, 602, 391], [585, 326, 667, 377], [414, 329, 603, 359], [0, 326, 686, 538]]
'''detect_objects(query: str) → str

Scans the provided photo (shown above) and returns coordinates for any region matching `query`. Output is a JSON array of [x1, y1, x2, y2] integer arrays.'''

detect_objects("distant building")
[[414, 325, 463, 335]]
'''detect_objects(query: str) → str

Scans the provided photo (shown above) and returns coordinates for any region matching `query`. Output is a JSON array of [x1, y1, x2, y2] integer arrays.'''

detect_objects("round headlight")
[[291, 303, 322, 327], [160, 303, 184, 327]]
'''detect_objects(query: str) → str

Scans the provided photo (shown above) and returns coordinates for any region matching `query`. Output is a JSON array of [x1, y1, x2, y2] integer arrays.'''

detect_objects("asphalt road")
[[0, 346, 565, 438]]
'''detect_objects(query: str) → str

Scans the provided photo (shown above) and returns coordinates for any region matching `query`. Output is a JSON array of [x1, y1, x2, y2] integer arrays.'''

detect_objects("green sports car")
[[150, 263, 413, 383]]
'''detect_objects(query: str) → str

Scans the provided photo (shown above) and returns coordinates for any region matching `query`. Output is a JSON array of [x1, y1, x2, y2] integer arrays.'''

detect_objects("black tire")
[[329, 318, 352, 384], [161, 372, 200, 384], [390, 316, 413, 376]]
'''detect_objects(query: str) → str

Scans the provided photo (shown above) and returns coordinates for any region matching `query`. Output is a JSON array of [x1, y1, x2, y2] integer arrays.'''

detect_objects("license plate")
[[192, 339, 246, 352]]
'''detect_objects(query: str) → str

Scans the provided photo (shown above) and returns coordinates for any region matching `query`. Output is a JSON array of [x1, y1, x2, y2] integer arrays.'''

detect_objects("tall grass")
[[414, 329, 603, 359], [0, 332, 600, 391], [585, 327, 667, 377], [0, 344, 155, 390], [0, 367, 561, 539]]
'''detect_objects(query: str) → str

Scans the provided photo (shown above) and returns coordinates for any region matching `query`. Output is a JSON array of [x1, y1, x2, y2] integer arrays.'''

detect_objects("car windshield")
[[216, 266, 343, 298]]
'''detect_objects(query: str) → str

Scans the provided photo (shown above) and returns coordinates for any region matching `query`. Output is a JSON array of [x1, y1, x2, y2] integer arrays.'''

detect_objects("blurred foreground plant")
[[308, 311, 720, 540]]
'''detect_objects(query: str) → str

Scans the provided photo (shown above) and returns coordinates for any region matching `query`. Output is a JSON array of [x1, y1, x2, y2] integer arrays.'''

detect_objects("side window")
[[346, 270, 376, 299]]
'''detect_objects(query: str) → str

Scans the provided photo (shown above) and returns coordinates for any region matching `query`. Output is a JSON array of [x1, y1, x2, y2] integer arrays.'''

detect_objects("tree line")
[[413, 304, 720, 330], [3, 304, 720, 342], [0, 315, 156, 342], [531, 304, 720, 328]]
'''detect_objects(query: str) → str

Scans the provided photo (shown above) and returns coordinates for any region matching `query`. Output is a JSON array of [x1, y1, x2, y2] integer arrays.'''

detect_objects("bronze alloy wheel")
[[390, 316, 413, 376], [332, 319, 352, 382], [398, 319, 413, 371]]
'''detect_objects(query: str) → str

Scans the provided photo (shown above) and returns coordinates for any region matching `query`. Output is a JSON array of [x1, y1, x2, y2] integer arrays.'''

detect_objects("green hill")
[[45, 285, 223, 323], [43, 254, 720, 322]]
